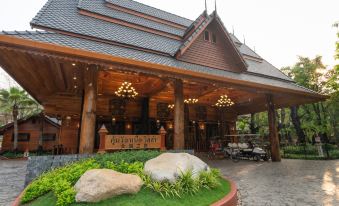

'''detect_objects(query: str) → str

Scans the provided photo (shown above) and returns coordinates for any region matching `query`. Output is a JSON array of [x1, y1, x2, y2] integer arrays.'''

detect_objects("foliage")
[[144, 168, 221, 199], [281, 144, 339, 160], [21, 159, 100, 206], [0, 87, 41, 121], [25, 178, 231, 206], [236, 56, 339, 145], [21, 151, 160, 206], [94, 150, 161, 165]]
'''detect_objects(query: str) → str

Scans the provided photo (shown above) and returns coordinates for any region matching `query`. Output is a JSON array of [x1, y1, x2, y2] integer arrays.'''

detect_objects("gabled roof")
[[31, 0, 182, 55], [1, 0, 313, 92], [0, 113, 60, 135], [78, 0, 186, 37], [0, 31, 320, 100], [176, 12, 248, 72], [105, 0, 192, 27]]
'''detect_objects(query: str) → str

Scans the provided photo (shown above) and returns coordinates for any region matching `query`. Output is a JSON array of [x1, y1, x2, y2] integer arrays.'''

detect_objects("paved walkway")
[[0, 160, 27, 206], [0, 158, 338, 206], [205, 158, 339, 206]]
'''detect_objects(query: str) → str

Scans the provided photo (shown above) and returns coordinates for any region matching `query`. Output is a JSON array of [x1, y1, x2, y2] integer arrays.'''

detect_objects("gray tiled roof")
[[31, 0, 182, 55], [0, 31, 316, 95], [78, 0, 185, 37], [28, 0, 292, 82], [105, 0, 193, 27]]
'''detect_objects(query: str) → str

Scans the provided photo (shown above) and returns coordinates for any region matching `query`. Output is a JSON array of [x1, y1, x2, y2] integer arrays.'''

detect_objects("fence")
[[280, 143, 339, 160]]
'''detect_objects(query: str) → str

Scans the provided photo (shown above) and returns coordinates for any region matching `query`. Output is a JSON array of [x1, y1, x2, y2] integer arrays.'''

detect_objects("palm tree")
[[0, 87, 41, 151]]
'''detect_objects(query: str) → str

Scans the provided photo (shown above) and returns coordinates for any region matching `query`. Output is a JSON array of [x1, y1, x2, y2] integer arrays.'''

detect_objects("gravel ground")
[[0, 160, 27, 206], [204, 157, 339, 206]]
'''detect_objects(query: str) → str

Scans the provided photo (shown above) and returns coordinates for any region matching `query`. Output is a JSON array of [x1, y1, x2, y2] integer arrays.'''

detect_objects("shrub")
[[21, 151, 160, 205], [21, 158, 100, 205], [144, 169, 222, 199]]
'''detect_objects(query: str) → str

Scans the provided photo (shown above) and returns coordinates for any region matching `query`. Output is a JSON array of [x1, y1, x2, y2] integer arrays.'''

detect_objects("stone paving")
[[0, 160, 27, 206], [0, 158, 338, 206], [204, 157, 339, 206]]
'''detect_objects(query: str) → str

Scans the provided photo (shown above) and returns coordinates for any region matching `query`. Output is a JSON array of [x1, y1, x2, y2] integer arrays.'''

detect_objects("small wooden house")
[[0, 114, 60, 152]]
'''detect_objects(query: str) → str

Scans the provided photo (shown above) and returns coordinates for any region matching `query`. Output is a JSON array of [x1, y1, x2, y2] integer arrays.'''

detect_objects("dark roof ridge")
[[0, 30, 54, 35], [105, 0, 193, 26]]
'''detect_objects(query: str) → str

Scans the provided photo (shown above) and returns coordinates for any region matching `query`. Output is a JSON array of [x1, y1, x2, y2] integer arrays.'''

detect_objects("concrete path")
[[0, 160, 27, 206], [205, 158, 339, 206]]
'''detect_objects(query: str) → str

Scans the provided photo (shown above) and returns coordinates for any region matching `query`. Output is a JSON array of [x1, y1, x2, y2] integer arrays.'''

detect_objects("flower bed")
[[18, 151, 236, 206]]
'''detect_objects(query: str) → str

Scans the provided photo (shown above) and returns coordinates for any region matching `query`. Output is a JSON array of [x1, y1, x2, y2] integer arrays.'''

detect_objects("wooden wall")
[[58, 118, 80, 154], [1, 119, 59, 152], [179, 20, 242, 72]]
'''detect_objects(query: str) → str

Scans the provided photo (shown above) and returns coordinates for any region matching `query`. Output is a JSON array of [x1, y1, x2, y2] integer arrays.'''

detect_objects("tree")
[[0, 87, 41, 151]]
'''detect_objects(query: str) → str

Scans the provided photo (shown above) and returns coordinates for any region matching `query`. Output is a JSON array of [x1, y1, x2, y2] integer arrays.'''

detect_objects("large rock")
[[144, 153, 209, 183], [74, 169, 143, 203]]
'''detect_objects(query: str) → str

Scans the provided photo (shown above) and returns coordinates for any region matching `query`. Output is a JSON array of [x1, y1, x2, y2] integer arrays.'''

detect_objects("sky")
[[0, 0, 338, 89]]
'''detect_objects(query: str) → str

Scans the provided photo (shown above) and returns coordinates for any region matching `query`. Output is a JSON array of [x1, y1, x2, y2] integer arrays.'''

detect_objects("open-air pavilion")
[[0, 0, 325, 161]]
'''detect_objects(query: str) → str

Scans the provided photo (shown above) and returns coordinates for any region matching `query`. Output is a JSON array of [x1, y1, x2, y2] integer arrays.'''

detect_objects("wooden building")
[[0, 0, 326, 161], [0, 114, 60, 152]]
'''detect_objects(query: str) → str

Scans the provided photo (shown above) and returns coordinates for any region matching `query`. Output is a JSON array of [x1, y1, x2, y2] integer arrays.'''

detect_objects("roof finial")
[[232, 26, 234, 35], [205, 0, 207, 12], [215, 0, 217, 14], [243, 35, 246, 45]]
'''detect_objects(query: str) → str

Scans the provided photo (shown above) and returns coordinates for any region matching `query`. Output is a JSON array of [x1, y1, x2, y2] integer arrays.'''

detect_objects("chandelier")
[[168, 104, 175, 109], [184, 98, 198, 104], [214, 95, 234, 107], [115, 82, 138, 99]]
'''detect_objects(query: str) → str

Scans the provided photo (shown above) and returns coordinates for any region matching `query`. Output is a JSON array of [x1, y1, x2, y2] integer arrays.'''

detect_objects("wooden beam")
[[266, 94, 281, 162], [79, 65, 98, 154], [173, 79, 185, 149]]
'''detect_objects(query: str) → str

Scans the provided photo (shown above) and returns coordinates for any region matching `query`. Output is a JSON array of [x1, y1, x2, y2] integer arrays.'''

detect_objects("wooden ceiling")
[[0, 48, 316, 117]]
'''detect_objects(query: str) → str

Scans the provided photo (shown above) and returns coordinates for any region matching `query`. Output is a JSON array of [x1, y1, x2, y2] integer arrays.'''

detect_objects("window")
[[12, 133, 30, 142], [42, 133, 57, 141], [212, 33, 217, 43], [204, 31, 210, 41]]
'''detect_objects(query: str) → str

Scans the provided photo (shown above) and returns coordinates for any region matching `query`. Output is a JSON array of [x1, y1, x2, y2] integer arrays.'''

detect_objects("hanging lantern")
[[214, 95, 234, 107], [115, 82, 138, 99]]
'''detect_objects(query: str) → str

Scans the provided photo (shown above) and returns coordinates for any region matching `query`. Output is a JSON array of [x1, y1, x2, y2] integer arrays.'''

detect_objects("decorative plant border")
[[12, 177, 238, 206]]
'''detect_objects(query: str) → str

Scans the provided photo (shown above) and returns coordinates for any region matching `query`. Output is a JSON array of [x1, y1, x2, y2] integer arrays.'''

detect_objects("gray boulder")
[[74, 169, 143, 203], [144, 153, 209, 183]]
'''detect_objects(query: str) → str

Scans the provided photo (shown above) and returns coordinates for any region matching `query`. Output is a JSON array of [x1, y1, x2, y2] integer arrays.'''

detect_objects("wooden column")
[[266, 94, 281, 162], [174, 79, 185, 149], [79, 65, 98, 154]]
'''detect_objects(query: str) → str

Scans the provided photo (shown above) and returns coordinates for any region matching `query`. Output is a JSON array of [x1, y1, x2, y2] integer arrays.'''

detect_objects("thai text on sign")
[[105, 135, 161, 150]]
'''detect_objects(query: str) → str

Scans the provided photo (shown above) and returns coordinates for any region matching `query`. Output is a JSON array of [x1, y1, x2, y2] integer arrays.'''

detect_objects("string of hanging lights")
[[214, 95, 234, 107], [115, 82, 138, 99]]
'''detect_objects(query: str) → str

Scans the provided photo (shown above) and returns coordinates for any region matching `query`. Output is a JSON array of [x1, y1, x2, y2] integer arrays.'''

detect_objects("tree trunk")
[[12, 104, 18, 151], [290, 106, 306, 143], [250, 113, 257, 134]]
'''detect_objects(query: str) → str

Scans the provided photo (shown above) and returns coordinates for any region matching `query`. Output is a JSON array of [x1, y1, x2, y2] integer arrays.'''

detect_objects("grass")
[[25, 178, 230, 206], [281, 144, 339, 160]]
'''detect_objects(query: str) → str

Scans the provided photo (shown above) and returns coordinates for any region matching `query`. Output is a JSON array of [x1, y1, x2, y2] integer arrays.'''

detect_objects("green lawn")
[[25, 178, 230, 206]]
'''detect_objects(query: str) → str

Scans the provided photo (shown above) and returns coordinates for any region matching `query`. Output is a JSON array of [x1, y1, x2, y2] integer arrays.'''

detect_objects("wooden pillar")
[[174, 79, 185, 149], [79, 65, 98, 154], [98, 125, 108, 153], [266, 94, 281, 162]]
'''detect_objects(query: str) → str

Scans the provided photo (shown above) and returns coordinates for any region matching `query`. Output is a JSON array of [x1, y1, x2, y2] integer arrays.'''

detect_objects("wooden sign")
[[105, 135, 161, 150]]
